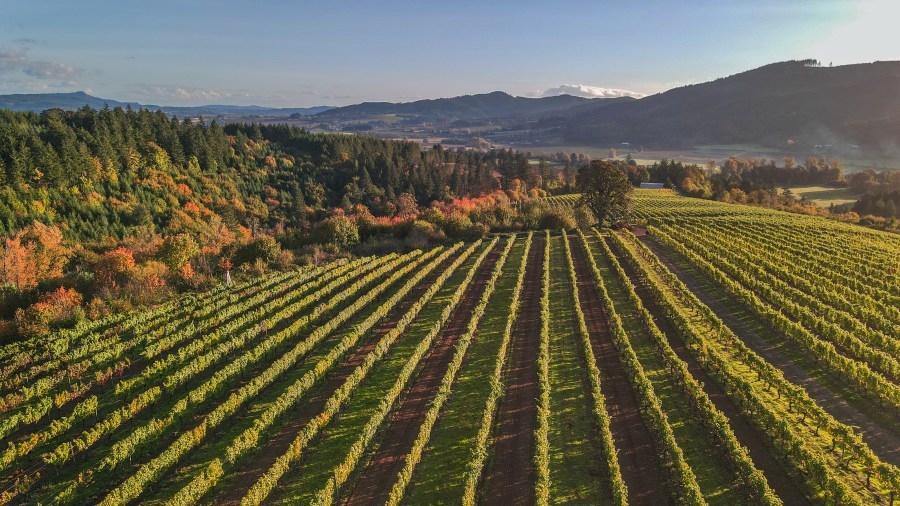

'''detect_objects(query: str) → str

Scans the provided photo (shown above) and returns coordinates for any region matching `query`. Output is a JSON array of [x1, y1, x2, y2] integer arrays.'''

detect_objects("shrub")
[[442, 212, 487, 239], [235, 236, 282, 266], [314, 215, 360, 249], [403, 220, 445, 250], [538, 208, 575, 230], [574, 206, 595, 230], [418, 208, 444, 226]]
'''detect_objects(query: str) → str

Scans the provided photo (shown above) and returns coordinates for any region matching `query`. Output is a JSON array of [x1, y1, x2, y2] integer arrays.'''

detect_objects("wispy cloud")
[[319, 94, 357, 100], [12, 38, 39, 46], [540, 84, 646, 99], [0, 48, 81, 82], [132, 84, 232, 101], [129, 84, 300, 105]]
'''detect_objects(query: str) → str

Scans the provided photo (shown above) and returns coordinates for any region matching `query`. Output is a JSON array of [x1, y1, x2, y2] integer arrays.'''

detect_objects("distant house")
[[639, 182, 665, 189]]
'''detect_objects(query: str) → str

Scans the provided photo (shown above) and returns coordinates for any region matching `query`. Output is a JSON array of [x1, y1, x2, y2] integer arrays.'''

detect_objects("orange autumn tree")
[[95, 247, 136, 289], [0, 236, 36, 290], [0, 222, 71, 290], [14, 287, 83, 338], [23, 221, 70, 280]]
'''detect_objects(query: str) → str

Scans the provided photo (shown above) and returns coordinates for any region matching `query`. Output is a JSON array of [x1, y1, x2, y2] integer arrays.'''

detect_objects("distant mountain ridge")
[[4, 60, 899, 151], [0, 91, 334, 117], [556, 60, 900, 149], [317, 91, 631, 122]]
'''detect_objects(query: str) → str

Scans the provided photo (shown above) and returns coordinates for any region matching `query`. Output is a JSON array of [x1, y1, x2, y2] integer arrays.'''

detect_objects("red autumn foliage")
[[183, 201, 201, 215], [95, 247, 136, 288]]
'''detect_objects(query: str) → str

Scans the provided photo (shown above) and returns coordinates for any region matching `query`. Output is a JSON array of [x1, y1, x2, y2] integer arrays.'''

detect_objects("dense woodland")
[[0, 107, 547, 241], [0, 107, 571, 338], [846, 169, 900, 218]]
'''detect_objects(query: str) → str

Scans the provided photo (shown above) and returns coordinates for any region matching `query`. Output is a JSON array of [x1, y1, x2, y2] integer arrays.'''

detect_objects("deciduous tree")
[[576, 160, 633, 227]]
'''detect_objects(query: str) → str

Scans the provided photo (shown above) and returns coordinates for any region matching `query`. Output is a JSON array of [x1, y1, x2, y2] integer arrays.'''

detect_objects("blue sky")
[[0, 0, 896, 106]]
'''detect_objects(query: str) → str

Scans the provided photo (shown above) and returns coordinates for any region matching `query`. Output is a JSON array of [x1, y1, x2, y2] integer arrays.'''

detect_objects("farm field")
[[786, 185, 862, 206], [0, 191, 896, 505]]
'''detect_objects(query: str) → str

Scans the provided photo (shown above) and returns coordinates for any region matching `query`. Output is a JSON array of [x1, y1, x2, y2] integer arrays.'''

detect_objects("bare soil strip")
[[608, 235, 809, 504], [480, 235, 545, 506], [640, 235, 900, 467], [341, 243, 503, 506], [569, 234, 671, 506]]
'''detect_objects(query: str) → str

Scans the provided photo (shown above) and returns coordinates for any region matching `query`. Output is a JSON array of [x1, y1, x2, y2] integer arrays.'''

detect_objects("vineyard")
[[0, 190, 896, 505]]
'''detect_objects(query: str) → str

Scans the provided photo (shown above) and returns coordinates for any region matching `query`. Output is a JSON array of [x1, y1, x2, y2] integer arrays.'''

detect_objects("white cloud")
[[133, 84, 230, 101], [0, 48, 80, 82], [540, 84, 646, 99]]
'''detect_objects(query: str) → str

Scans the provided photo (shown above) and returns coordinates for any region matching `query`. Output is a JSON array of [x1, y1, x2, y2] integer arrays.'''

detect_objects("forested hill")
[[558, 60, 900, 149], [0, 107, 540, 241], [317, 91, 627, 122]]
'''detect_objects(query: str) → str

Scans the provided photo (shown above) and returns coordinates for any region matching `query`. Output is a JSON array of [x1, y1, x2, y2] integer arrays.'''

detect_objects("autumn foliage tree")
[[0, 222, 70, 290], [14, 287, 83, 338], [0, 236, 35, 291], [94, 248, 136, 289], [22, 221, 70, 280]]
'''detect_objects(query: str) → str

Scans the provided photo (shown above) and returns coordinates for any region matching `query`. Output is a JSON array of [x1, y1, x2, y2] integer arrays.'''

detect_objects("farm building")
[[639, 182, 665, 189]]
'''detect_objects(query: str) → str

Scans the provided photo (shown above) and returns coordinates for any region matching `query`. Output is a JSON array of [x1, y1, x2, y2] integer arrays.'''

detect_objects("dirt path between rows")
[[608, 235, 809, 504], [570, 234, 671, 506], [211, 254, 458, 505], [341, 243, 503, 506], [640, 235, 900, 467], [479, 235, 544, 506]]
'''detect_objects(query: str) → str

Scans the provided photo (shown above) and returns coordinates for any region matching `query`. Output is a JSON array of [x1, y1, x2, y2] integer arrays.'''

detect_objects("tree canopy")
[[0, 107, 554, 243], [576, 160, 633, 227]]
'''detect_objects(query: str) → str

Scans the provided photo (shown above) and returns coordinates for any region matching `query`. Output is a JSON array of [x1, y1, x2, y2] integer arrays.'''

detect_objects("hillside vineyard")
[[0, 191, 896, 505]]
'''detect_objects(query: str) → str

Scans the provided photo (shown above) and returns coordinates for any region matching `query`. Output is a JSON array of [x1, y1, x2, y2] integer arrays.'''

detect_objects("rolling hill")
[[316, 91, 631, 123], [4, 60, 900, 152], [556, 60, 900, 150], [0, 91, 333, 118]]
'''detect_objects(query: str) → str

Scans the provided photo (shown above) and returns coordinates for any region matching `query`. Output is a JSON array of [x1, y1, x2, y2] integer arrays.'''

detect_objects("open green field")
[[506, 142, 900, 173], [788, 185, 862, 206]]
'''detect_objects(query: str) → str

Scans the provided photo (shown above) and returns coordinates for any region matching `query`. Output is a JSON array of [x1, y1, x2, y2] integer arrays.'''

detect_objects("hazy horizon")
[[1, 0, 898, 107]]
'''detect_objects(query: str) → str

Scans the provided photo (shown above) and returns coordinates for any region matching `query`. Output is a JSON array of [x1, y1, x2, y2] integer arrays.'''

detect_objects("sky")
[[0, 0, 897, 107]]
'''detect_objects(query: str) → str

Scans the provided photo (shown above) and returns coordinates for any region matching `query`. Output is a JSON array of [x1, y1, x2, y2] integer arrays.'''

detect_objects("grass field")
[[788, 185, 861, 206]]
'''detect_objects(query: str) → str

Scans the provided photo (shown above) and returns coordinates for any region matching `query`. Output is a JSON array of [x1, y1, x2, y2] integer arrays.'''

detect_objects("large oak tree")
[[576, 160, 633, 227]]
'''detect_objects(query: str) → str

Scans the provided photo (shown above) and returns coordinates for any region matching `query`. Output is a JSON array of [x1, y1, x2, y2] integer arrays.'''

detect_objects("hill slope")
[[0, 91, 141, 111], [559, 60, 900, 150], [0, 91, 333, 118], [318, 91, 630, 122]]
